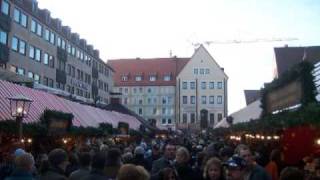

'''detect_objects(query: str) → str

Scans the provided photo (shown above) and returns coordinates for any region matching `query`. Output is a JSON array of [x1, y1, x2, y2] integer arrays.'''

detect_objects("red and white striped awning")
[[0, 80, 141, 129]]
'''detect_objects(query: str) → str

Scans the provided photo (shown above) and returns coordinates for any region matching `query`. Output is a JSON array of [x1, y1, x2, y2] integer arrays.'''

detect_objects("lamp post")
[[8, 95, 33, 141]]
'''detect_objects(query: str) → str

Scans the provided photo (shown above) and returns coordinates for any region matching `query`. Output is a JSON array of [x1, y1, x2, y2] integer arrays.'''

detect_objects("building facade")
[[0, 0, 113, 104], [176, 45, 228, 130], [109, 45, 228, 130]]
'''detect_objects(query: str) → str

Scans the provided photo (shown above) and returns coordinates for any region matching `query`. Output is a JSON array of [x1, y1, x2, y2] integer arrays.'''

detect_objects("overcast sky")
[[38, 0, 320, 113]]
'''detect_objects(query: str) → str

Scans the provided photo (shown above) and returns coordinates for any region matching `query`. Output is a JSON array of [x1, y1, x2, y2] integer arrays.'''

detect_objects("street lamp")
[[8, 95, 33, 141]]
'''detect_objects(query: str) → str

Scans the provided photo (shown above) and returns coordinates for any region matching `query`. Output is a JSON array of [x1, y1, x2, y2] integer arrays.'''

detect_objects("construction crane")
[[191, 37, 299, 47]]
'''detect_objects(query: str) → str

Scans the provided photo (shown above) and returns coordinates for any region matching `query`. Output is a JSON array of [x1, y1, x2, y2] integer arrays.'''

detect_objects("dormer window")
[[121, 75, 128, 81], [149, 75, 156, 81], [135, 75, 142, 81], [164, 75, 171, 81]]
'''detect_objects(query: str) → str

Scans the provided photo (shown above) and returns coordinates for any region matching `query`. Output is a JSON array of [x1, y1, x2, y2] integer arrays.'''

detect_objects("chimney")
[[43, 9, 51, 24], [80, 39, 87, 49], [93, 50, 100, 58], [87, 45, 94, 55]]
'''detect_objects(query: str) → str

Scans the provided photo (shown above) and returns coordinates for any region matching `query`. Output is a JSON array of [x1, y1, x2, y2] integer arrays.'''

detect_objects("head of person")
[[15, 153, 35, 172], [122, 152, 133, 164], [117, 164, 149, 180], [279, 167, 304, 180], [203, 157, 223, 180], [220, 146, 234, 162], [134, 146, 145, 158], [106, 148, 122, 166], [91, 152, 107, 170], [270, 149, 281, 164], [78, 152, 91, 168], [152, 144, 160, 156], [163, 142, 176, 160], [224, 156, 247, 180], [158, 167, 178, 180], [48, 148, 69, 172], [235, 145, 254, 167], [175, 147, 190, 165]]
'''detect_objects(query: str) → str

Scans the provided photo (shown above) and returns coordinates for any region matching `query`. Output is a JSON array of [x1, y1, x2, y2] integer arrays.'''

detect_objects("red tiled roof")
[[0, 80, 141, 129], [108, 58, 190, 86]]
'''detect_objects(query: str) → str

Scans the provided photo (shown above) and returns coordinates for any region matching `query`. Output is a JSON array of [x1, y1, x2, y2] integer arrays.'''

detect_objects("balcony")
[[56, 69, 66, 84], [92, 67, 99, 79], [0, 44, 9, 64], [0, 14, 11, 32], [57, 47, 68, 62]]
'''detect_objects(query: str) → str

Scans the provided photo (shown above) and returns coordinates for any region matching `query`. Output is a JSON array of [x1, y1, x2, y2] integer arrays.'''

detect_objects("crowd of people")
[[0, 135, 320, 180]]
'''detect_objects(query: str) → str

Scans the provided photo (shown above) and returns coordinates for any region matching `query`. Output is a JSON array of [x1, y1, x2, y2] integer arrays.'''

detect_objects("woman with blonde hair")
[[203, 157, 225, 180]]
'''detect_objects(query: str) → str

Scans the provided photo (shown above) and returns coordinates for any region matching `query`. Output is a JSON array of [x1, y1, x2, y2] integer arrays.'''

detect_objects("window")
[[217, 96, 223, 104], [139, 87, 143, 93], [35, 48, 41, 62], [11, 37, 18, 51], [218, 113, 223, 122], [210, 113, 215, 124], [168, 96, 173, 104], [67, 43, 71, 53], [209, 82, 214, 89], [50, 32, 55, 44], [183, 113, 187, 123], [27, 71, 33, 79], [0, 30, 7, 45], [149, 75, 156, 81], [80, 52, 83, 61], [162, 108, 166, 115], [153, 97, 157, 104], [36, 23, 42, 36], [182, 82, 187, 89], [201, 96, 207, 104], [218, 82, 223, 89], [191, 113, 195, 123], [153, 108, 157, 115], [133, 88, 137, 94], [124, 98, 128, 105], [1, 0, 10, 15], [49, 55, 54, 68], [200, 68, 204, 74], [18, 40, 26, 55], [164, 75, 171, 81], [71, 47, 75, 56], [29, 45, 34, 59], [139, 99, 143, 105], [119, 88, 123, 93], [147, 98, 151, 104], [162, 118, 166, 124], [76, 49, 80, 59], [13, 8, 20, 23], [121, 75, 128, 81], [58, 60, 65, 71], [167, 119, 172, 124], [48, 79, 54, 88], [147, 88, 152, 93], [17, 68, 25, 75], [201, 82, 206, 89], [209, 96, 214, 104], [183, 96, 187, 104], [43, 76, 48, 86], [44, 29, 50, 41], [135, 75, 142, 81], [162, 97, 167, 104], [138, 108, 143, 115], [21, 13, 27, 28], [61, 40, 66, 49], [194, 68, 198, 75], [43, 53, 49, 65], [57, 37, 61, 47], [190, 96, 195, 104], [124, 88, 128, 94], [31, 19, 36, 33], [205, 68, 210, 74], [190, 82, 195, 89], [34, 74, 40, 84]]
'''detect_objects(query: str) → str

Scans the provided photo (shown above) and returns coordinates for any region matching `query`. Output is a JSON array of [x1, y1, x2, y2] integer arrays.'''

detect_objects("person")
[[81, 152, 110, 180], [147, 144, 161, 168], [65, 153, 79, 176], [40, 148, 69, 180], [265, 149, 281, 180], [203, 157, 225, 180], [117, 164, 149, 180], [175, 147, 195, 180], [151, 142, 176, 175], [69, 152, 91, 180], [132, 146, 151, 171], [236, 145, 271, 180], [104, 148, 122, 179], [0, 148, 26, 180], [223, 156, 247, 180], [279, 167, 304, 180], [157, 167, 178, 180], [5, 153, 35, 180]]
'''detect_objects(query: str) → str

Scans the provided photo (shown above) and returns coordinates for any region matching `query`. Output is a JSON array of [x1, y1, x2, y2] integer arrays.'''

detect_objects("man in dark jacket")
[[151, 142, 176, 175], [69, 152, 91, 180], [5, 153, 35, 180], [132, 146, 150, 171], [40, 148, 69, 180], [81, 152, 110, 180]]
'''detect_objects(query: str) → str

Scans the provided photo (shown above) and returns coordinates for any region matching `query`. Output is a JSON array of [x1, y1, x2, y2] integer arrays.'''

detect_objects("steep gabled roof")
[[108, 58, 190, 86]]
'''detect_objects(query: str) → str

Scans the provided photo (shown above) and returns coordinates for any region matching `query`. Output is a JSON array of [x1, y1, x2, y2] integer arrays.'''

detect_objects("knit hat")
[[14, 148, 26, 157], [134, 146, 145, 155]]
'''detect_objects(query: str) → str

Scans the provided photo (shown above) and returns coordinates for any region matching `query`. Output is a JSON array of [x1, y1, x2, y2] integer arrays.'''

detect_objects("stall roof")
[[0, 80, 141, 129]]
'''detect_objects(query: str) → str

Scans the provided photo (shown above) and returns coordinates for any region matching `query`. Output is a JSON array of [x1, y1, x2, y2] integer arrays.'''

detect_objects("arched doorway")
[[200, 109, 208, 129]]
